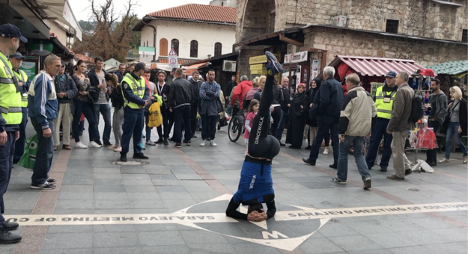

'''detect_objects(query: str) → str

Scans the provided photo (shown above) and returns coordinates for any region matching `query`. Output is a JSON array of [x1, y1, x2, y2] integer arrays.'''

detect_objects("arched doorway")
[[239, 0, 276, 41]]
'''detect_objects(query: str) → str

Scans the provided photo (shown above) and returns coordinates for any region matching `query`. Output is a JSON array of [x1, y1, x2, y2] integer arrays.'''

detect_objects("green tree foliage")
[[73, 0, 140, 62]]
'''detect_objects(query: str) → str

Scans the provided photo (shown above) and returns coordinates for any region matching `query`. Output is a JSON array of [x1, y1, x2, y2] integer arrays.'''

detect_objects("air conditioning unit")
[[223, 60, 236, 72], [332, 15, 347, 27], [287, 44, 298, 54]]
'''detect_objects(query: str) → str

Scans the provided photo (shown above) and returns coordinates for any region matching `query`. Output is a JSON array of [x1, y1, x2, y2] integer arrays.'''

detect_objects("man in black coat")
[[303, 66, 343, 168], [168, 68, 192, 148], [190, 71, 202, 138]]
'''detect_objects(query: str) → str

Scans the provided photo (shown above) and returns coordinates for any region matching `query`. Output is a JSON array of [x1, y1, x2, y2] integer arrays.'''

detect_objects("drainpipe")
[[141, 18, 157, 62]]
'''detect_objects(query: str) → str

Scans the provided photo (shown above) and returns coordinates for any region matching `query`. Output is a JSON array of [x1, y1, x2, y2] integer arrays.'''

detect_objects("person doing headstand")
[[226, 52, 282, 222]]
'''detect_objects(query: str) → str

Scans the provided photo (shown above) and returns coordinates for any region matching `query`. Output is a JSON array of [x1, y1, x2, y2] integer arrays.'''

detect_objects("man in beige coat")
[[387, 71, 414, 180], [331, 74, 376, 190]]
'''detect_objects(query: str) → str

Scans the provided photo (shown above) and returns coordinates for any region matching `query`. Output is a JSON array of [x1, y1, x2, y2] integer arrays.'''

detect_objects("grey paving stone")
[[121, 167, 147, 174], [126, 192, 161, 200], [42, 233, 92, 249], [94, 173, 123, 179], [93, 167, 121, 174], [138, 231, 186, 246], [231, 243, 282, 254], [299, 236, 345, 253], [151, 179, 181, 186], [364, 232, 417, 248], [180, 230, 228, 244], [421, 242, 467, 254], [61, 178, 94, 185], [58, 192, 94, 200], [92, 232, 140, 248], [156, 185, 188, 193], [130, 199, 165, 209], [141, 245, 190, 254], [93, 224, 136, 232], [41, 248, 92, 254], [94, 192, 128, 200], [60, 185, 94, 193], [55, 200, 94, 210], [93, 247, 143, 254], [125, 185, 157, 193], [328, 234, 383, 251], [94, 199, 134, 209], [187, 243, 236, 253], [94, 184, 127, 193]]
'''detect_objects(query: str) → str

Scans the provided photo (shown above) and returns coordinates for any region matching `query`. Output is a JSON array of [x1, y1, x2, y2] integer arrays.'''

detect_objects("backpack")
[[408, 91, 425, 124]]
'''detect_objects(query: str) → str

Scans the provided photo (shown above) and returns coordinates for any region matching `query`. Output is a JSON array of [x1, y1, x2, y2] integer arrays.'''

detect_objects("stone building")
[[235, 0, 468, 86]]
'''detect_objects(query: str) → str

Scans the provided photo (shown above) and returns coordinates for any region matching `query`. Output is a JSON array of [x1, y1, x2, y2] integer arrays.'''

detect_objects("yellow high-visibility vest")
[[374, 85, 397, 119], [121, 73, 145, 109], [0, 53, 22, 125], [14, 69, 28, 107]]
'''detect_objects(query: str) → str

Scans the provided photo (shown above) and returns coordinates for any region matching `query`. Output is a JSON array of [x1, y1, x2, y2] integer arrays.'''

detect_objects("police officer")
[[120, 63, 149, 162], [9, 52, 29, 163], [0, 23, 25, 244], [366, 71, 398, 172]]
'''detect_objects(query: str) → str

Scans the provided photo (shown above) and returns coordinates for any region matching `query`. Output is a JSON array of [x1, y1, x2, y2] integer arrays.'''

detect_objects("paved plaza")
[[1, 123, 467, 254]]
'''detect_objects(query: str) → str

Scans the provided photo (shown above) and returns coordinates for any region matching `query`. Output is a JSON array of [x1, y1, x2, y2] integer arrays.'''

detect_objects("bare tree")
[[73, 0, 140, 62]]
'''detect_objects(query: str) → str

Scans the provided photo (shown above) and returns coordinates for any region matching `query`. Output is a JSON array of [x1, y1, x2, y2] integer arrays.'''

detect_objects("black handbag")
[[216, 97, 224, 113]]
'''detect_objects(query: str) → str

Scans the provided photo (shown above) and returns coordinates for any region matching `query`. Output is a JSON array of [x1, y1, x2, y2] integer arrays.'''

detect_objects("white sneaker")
[[323, 147, 329, 155], [200, 140, 205, 147], [89, 141, 102, 148], [210, 140, 217, 147], [113, 146, 122, 152], [75, 141, 88, 149]]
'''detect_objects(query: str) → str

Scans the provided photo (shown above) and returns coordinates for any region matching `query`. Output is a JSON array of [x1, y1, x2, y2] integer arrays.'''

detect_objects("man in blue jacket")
[[303, 66, 343, 168], [28, 54, 61, 190]]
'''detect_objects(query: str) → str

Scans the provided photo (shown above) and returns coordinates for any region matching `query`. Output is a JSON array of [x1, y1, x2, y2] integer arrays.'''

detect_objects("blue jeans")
[[337, 136, 371, 181], [445, 122, 468, 159], [121, 107, 144, 155], [173, 105, 191, 143], [13, 107, 28, 163], [94, 103, 112, 143], [366, 118, 393, 169], [31, 118, 54, 185], [0, 131, 15, 221], [308, 119, 339, 164], [276, 110, 288, 141]]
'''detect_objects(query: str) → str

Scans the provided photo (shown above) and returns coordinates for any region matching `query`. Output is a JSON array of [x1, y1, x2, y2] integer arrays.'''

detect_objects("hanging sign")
[[284, 51, 308, 64]]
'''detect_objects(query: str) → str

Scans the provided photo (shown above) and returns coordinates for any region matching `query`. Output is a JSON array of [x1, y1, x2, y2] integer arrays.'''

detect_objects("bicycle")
[[228, 108, 244, 142]]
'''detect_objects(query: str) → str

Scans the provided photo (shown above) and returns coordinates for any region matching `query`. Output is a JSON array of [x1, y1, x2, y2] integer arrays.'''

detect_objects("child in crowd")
[[244, 99, 260, 154]]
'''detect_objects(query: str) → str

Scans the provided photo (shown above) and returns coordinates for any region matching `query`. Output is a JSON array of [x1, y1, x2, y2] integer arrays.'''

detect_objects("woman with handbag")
[[440, 86, 467, 164], [71, 60, 100, 149]]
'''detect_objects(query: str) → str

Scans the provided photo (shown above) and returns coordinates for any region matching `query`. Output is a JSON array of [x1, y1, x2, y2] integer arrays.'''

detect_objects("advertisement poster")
[[20, 62, 36, 81], [311, 60, 319, 80]]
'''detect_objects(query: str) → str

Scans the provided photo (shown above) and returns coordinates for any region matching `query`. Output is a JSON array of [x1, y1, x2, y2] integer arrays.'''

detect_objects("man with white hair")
[[303, 66, 343, 168]]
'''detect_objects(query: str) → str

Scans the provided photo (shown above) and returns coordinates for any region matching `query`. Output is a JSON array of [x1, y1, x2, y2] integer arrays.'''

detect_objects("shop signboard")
[[284, 51, 308, 64], [20, 62, 36, 81], [249, 53, 280, 65], [250, 64, 264, 74]]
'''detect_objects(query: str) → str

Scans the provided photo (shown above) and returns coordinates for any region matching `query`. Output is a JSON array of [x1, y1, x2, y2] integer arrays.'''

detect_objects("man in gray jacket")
[[168, 68, 192, 148], [331, 74, 376, 189], [386, 71, 414, 180], [425, 78, 447, 166]]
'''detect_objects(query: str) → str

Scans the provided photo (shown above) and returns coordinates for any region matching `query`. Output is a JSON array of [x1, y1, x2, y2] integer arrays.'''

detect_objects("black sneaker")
[[0, 221, 18, 231], [363, 178, 371, 190], [94, 140, 103, 146], [30, 182, 55, 190], [175, 143, 182, 148], [192, 135, 197, 138], [183, 140, 191, 146], [0, 228, 22, 244], [331, 178, 346, 184], [133, 153, 149, 159], [155, 139, 164, 144], [302, 158, 316, 166], [265, 51, 283, 75], [103, 141, 113, 147], [304, 146, 311, 150], [405, 169, 412, 176], [46, 178, 57, 183], [329, 164, 337, 169], [164, 139, 169, 146], [280, 142, 286, 147], [120, 154, 127, 162], [380, 167, 387, 172]]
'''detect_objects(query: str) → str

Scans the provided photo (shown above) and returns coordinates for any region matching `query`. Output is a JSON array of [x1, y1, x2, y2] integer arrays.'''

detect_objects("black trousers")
[[191, 103, 198, 134], [161, 107, 174, 139]]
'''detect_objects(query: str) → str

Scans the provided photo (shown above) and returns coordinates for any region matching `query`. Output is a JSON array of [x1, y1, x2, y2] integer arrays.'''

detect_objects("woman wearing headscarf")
[[305, 78, 321, 150], [286, 83, 309, 148]]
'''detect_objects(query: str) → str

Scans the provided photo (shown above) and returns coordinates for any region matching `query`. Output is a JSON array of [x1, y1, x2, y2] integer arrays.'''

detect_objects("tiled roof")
[[426, 60, 468, 75], [75, 54, 94, 63], [146, 4, 236, 24], [332, 56, 425, 77]]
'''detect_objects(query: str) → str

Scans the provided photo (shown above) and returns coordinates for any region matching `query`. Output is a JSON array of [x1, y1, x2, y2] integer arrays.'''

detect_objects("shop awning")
[[330, 56, 425, 77], [426, 60, 468, 76], [2, 1, 50, 40], [185, 63, 209, 75]]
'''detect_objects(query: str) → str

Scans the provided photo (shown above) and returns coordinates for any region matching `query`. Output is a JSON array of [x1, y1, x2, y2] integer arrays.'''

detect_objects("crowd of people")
[[0, 23, 467, 243]]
